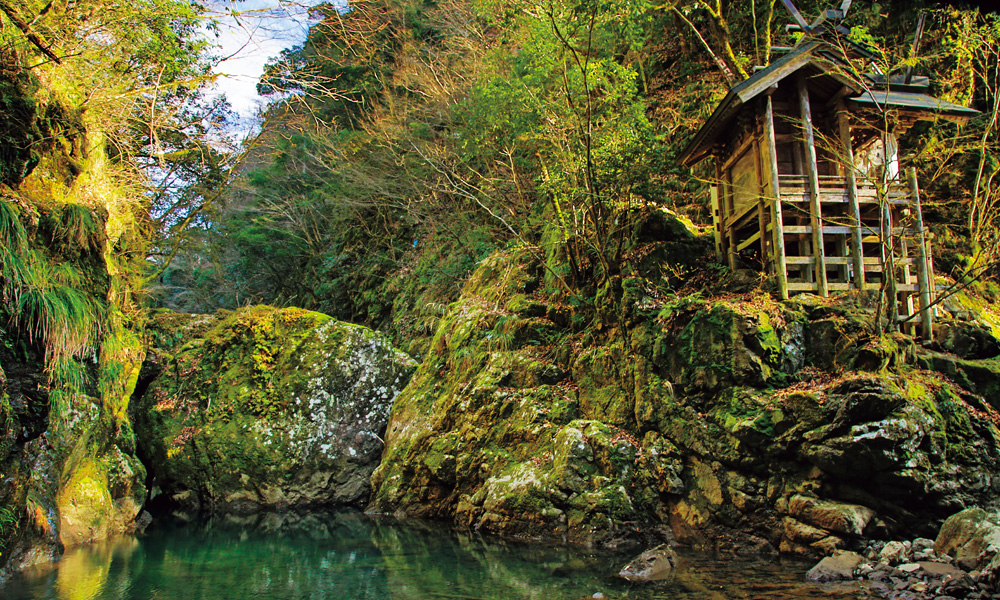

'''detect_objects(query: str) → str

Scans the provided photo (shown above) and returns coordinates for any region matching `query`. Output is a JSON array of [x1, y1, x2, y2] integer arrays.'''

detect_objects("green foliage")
[[0, 199, 25, 252], [847, 25, 882, 58], [4, 245, 100, 370], [54, 204, 103, 252], [898, 9, 1000, 281], [15, 282, 97, 357], [0, 504, 16, 554], [0, 199, 29, 298], [153, 0, 1000, 357], [0, 72, 40, 187], [459, 0, 663, 284]]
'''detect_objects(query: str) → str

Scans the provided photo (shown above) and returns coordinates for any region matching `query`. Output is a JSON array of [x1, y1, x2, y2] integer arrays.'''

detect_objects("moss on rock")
[[370, 248, 1000, 555], [136, 305, 417, 513]]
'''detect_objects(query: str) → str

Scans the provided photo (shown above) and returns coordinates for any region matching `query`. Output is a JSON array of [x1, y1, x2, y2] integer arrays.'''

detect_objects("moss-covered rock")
[[370, 248, 1000, 556], [0, 352, 149, 577], [136, 306, 417, 513]]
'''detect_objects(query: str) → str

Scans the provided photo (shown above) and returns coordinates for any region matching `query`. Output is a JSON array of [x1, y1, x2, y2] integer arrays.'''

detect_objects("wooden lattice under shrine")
[[679, 12, 978, 339]]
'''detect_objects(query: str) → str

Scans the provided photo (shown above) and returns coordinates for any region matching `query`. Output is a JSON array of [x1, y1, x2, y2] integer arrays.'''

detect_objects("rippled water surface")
[[1, 512, 873, 600]]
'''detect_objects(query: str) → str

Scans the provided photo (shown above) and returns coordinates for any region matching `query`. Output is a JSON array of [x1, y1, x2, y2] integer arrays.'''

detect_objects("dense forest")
[[150, 0, 1000, 357], [3, 0, 1000, 587]]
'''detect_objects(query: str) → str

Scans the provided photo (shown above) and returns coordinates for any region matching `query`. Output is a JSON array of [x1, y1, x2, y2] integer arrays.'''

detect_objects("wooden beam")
[[765, 95, 789, 299], [737, 230, 763, 252], [836, 100, 866, 291], [797, 74, 828, 296], [734, 44, 815, 103], [754, 139, 769, 264], [823, 85, 854, 113], [718, 134, 757, 173], [719, 163, 737, 270], [899, 229, 916, 334], [784, 225, 856, 235], [879, 135, 899, 332], [881, 198, 898, 331], [908, 167, 934, 340], [905, 13, 927, 85], [782, 0, 811, 32]]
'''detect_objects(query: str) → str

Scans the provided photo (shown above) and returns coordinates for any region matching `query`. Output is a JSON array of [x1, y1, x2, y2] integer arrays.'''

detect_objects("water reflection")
[[2, 511, 872, 600]]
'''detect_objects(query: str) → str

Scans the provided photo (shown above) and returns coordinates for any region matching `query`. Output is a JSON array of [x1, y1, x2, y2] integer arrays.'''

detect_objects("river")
[[1, 511, 874, 600]]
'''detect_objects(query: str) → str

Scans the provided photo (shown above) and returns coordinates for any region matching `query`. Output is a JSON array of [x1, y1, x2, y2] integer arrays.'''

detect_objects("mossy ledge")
[[136, 305, 417, 514], [370, 243, 1000, 555]]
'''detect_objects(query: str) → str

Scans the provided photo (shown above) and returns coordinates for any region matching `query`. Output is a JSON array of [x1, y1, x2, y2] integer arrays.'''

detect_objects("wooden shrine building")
[[679, 10, 977, 338]]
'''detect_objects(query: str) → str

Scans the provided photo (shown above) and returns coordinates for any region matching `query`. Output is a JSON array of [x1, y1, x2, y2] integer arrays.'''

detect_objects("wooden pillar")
[[716, 161, 737, 270], [754, 138, 768, 265], [797, 74, 828, 296], [899, 233, 916, 334], [711, 186, 724, 262], [765, 95, 788, 299], [908, 167, 934, 340], [881, 133, 899, 330], [836, 99, 865, 290]]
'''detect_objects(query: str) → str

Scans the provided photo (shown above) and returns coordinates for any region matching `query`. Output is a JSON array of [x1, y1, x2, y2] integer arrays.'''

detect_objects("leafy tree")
[[0, 0, 220, 419]]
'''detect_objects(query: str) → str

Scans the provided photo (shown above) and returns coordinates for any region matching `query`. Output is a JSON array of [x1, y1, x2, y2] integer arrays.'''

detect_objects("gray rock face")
[[935, 507, 1000, 582], [137, 307, 418, 513], [805, 551, 864, 582], [369, 248, 1000, 553], [618, 544, 678, 582]]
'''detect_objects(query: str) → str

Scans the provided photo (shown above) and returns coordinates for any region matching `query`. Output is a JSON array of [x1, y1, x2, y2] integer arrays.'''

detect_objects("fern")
[[51, 261, 84, 288], [14, 264, 100, 365], [0, 198, 110, 425], [0, 199, 29, 300], [0, 504, 16, 557], [0, 245, 29, 301], [0, 199, 26, 253], [417, 301, 448, 334], [55, 203, 103, 252], [484, 315, 519, 352]]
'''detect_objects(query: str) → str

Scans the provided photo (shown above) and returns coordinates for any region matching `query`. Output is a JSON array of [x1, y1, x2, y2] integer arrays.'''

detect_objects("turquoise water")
[[1, 512, 871, 600]]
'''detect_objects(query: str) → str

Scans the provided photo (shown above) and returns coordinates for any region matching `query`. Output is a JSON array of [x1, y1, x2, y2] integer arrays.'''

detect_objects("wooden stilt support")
[[836, 99, 865, 290], [881, 133, 899, 331], [765, 95, 789, 299], [711, 186, 724, 262], [798, 74, 828, 296], [754, 139, 768, 265], [881, 196, 898, 329], [899, 232, 916, 334], [908, 167, 934, 340]]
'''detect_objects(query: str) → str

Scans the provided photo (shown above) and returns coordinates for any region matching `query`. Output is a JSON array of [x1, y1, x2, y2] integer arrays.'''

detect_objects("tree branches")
[[0, 0, 62, 64]]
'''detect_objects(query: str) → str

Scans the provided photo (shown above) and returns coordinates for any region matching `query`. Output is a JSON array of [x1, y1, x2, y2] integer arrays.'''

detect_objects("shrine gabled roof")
[[679, 40, 858, 168], [679, 40, 979, 168]]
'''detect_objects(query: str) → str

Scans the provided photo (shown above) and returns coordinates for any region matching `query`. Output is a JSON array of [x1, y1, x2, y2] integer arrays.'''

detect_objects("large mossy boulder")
[[1, 344, 149, 577], [136, 306, 417, 513], [370, 246, 1000, 554]]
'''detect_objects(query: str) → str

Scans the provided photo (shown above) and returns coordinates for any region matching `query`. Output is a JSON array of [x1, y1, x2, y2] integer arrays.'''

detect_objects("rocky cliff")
[[370, 211, 1000, 555], [0, 63, 151, 575]]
